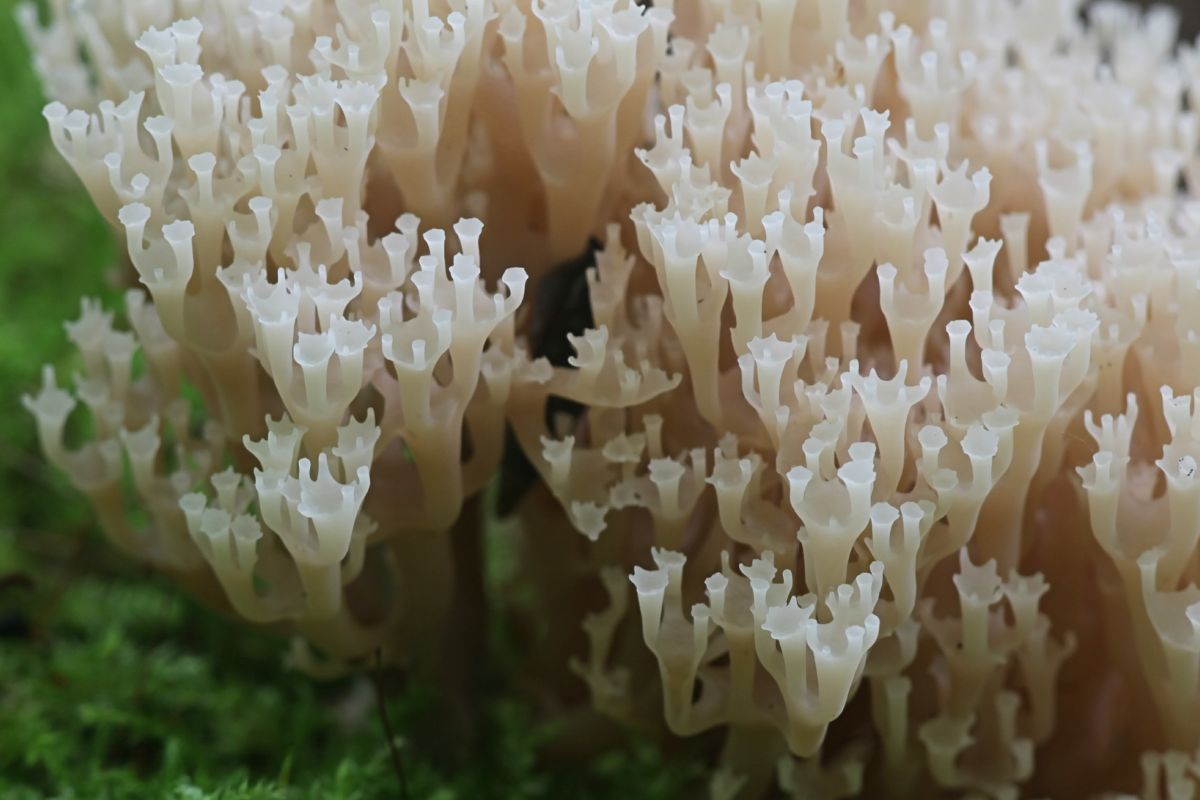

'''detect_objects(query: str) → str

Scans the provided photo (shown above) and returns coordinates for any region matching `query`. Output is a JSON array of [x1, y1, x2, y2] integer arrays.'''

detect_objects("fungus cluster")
[[20, 0, 1200, 795]]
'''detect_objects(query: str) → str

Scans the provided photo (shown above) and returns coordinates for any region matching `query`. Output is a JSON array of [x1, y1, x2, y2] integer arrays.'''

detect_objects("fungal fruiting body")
[[21, 0, 1200, 796]]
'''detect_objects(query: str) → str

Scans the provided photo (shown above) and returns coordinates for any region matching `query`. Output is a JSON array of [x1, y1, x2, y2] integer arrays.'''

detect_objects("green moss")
[[0, 525, 705, 798]]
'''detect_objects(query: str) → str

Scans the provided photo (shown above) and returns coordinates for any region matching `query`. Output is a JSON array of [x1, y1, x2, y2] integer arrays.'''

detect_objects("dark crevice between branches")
[[497, 237, 601, 517]]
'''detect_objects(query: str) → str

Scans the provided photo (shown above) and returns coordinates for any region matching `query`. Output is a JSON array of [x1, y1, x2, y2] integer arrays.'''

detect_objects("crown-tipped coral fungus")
[[20, 0, 1200, 795]]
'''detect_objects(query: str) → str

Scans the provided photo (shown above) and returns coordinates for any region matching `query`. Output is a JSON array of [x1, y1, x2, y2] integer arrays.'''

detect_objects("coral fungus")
[[21, 0, 1200, 795]]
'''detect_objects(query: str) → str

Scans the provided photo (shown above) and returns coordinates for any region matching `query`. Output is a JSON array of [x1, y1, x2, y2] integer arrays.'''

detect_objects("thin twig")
[[371, 648, 408, 800]]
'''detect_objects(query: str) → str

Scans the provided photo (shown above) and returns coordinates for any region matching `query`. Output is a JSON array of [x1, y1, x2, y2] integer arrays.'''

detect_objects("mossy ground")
[[0, 8, 702, 798]]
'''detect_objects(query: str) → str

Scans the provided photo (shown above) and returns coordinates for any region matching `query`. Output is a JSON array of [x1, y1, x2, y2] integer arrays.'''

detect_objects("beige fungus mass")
[[19, 0, 1200, 796]]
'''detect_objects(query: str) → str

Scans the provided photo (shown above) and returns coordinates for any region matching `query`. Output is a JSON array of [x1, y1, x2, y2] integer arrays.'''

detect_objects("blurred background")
[[2, 1, 1198, 798]]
